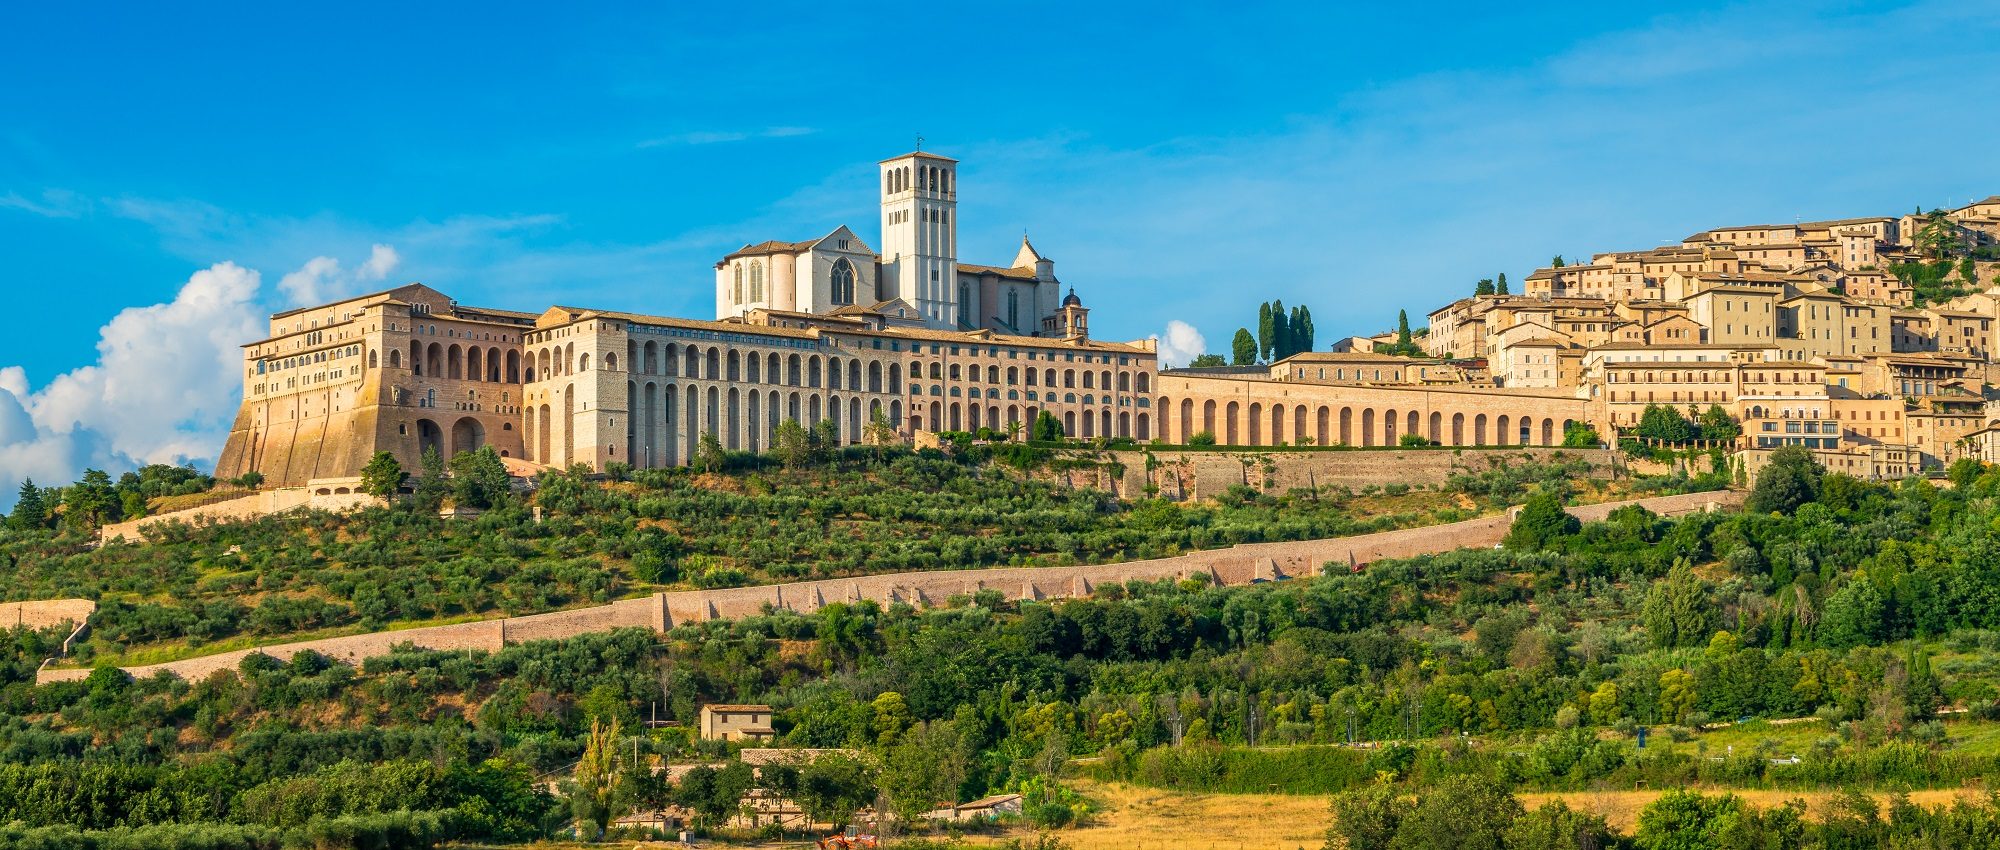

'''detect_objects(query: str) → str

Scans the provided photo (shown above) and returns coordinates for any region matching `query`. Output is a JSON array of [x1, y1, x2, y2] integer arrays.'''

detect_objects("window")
[[748, 262, 764, 301], [831, 258, 856, 306]]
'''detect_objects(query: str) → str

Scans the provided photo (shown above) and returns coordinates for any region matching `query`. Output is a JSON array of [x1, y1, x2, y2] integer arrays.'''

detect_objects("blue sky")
[[2, 1, 1999, 497]]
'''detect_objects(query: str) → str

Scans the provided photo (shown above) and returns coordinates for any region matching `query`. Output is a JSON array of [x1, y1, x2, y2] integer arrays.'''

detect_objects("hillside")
[[11, 447, 1999, 847], [4, 447, 1629, 669]]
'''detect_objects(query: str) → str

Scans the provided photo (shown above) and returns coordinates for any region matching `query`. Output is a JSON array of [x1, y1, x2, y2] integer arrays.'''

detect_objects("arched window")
[[733, 265, 744, 303], [958, 281, 974, 329], [831, 258, 856, 306], [580, 353, 591, 372], [1007, 289, 1020, 329], [749, 261, 764, 302]]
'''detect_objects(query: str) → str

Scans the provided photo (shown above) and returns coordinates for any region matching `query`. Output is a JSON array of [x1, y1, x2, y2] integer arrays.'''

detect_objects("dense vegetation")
[[7, 445, 1997, 846], [2, 449, 1598, 665]]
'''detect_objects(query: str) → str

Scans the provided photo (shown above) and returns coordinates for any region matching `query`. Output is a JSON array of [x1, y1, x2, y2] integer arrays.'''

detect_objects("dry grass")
[[952, 783, 1988, 850]]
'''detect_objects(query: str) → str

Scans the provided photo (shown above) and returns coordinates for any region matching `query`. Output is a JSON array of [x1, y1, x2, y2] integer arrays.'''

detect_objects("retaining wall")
[[1104, 447, 1622, 499], [0, 599, 95, 630], [99, 488, 378, 544], [39, 489, 1742, 684]]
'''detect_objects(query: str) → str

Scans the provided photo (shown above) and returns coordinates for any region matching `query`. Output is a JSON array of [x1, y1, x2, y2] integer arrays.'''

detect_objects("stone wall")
[[39, 489, 1741, 685], [1093, 447, 1621, 499], [99, 487, 378, 544], [0, 599, 95, 630]]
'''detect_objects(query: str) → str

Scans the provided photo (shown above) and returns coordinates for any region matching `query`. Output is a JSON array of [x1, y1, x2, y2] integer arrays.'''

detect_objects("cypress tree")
[[1296, 305, 1315, 352], [1496, 272, 1509, 295], [1396, 310, 1412, 347], [1257, 302, 1275, 361], [1271, 299, 1290, 359]]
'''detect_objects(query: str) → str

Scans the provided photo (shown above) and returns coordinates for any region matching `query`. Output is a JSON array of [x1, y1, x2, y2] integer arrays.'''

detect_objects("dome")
[[1062, 288, 1082, 308]]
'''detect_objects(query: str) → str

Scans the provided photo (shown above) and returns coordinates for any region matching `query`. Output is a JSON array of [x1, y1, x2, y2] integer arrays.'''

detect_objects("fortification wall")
[[40, 489, 1741, 685], [1101, 447, 1620, 498]]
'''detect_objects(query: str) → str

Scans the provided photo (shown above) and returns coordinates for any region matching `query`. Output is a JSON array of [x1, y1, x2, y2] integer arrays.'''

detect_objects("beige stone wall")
[[1155, 374, 1597, 448], [0, 599, 95, 630], [40, 489, 1742, 685], [98, 487, 378, 544], [1093, 447, 1620, 499]]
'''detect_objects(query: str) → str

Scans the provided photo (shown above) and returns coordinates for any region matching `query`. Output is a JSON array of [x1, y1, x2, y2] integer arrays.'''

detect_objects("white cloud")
[[1153, 320, 1207, 368], [276, 243, 401, 304], [1, 262, 267, 509]]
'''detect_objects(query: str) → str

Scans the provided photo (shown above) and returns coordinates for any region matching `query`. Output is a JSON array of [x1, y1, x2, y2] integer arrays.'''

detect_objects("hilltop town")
[[212, 150, 2000, 504]]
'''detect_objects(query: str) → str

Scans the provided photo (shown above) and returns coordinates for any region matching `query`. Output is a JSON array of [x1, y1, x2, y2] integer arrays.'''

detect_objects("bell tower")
[[879, 148, 959, 328]]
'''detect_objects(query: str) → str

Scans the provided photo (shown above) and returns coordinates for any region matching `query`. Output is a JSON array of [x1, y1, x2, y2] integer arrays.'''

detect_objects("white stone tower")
[[879, 150, 959, 327]]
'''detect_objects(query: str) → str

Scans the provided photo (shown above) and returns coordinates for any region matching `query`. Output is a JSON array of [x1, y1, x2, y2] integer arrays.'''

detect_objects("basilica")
[[711, 150, 1072, 336]]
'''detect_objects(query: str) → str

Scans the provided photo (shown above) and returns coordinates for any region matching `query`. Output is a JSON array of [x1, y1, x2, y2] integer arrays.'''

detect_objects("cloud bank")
[[0, 249, 395, 511]]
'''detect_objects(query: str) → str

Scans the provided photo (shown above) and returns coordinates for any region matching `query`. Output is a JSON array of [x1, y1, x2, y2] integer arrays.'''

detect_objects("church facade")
[[713, 151, 1067, 336]]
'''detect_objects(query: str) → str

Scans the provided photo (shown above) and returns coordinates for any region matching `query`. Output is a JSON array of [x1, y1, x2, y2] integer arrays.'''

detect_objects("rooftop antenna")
[[915, 134, 924, 152]]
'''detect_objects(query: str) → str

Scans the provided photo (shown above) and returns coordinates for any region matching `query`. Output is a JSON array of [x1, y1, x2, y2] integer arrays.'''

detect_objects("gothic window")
[[1007, 289, 1019, 329], [958, 282, 974, 329], [831, 258, 856, 306], [749, 262, 764, 302], [733, 265, 744, 303]]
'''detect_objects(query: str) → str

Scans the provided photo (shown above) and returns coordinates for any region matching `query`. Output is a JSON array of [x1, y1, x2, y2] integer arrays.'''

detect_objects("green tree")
[[1643, 561, 1714, 649], [1916, 210, 1959, 260], [1272, 299, 1291, 360], [797, 754, 875, 830], [1032, 410, 1065, 442], [565, 717, 625, 840], [359, 451, 406, 500], [1389, 774, 1520, 850], [772, 419, 812, 469], [61, 469, 122, 530], [447, 446, 511, 509], [1396, 310, 1412, 348], [1634, 790, 1745, 850], [1188, 353, 1227, 368], [1258, 302, 1276, 361], [1232, 328, 1258, 365], [1188, 430, 1217, 447], [8, 479, 47, 531], [1635, 405, 1695, 443], [880, 720, 967, 825], [1561, 422, 1601, 448], [1504, 800, 1618, 850], [1475, 278, 1496, 297], [1819, 576, 1886, 648], [1551, 255, 1566, 268], [1658, 669, 1697, 724], [693, 432, 727, 473], [1505, 491, 1579, 551], [413, 446, 449, 511], [1696, 405, 1740, 441], [1747, 445, 1821, 514], [1948, 457, 1983, 490], [1326, 781, 1407, 850], [1495, 272, 1509, 295]]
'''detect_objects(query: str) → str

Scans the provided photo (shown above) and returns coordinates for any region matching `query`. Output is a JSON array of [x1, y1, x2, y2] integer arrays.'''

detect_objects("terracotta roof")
[[956, 262, 1038, 281]]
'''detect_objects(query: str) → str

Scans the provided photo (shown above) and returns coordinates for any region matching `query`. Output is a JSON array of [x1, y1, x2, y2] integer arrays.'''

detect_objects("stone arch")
[[427, 343, 443, 377], [1452, 412, 1465, 446], [1137, 412, 1150, 440], [1225, 401, 1240, 444], [1063, 409, 1077, 437], [1360, 408, 1375, 446], [1316, 406, 1330, 446], [368, 349, 379, 369], [467, 346, 482, 381], [1407, 410, 1420, 442], [1496, 414, 1511, 446], [1429, 411, 1443, 443], [1340, 407, 1353, 445], [1202, 399, 1217, 437], [1541, 418, 1555, 445], [1248, 402, 1263, 445], [506, 350, 521, 382], [447, 344, 463, 380], [417, 418, 444, 459], [389, 348, 402, 369], [1383, 408, 1398, 445], [1474, 413, 1488, 445], [451, 417, 485, 455]]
